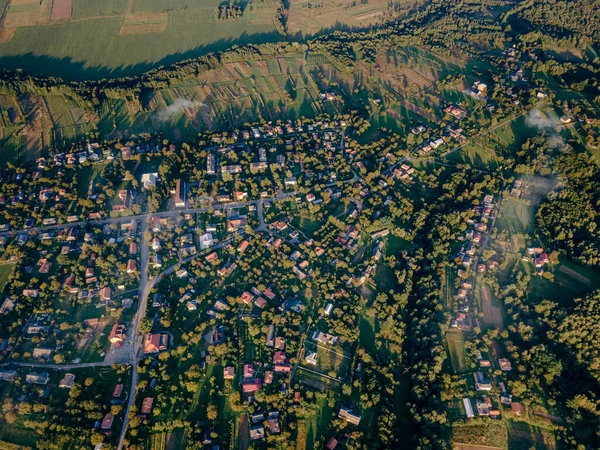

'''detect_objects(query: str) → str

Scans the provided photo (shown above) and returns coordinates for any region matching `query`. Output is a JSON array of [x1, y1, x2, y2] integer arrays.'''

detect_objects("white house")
[[199, 233, 214, 250], [141, 173, 159, 189]]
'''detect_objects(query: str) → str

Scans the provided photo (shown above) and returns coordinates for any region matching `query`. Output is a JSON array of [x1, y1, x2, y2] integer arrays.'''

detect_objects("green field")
[[446, 142, 501, 168], [452, 421, 508, 449], [444, 111, 542, 170], [496, 198, 535, 235], [0, 0, 281, 80], [359, 313, 379, 356], [507, 421, 556, 450], [0, 263, 14, 295], [446, 331, 467, 373], [291, 215, 322, 236], [72, 0, 127, 18], [446, 398, 466, 420], [96, 54, 337, 140], [294, 395, 335, 449], [300, 340, 351, 380], [0, 420, 38, 448], [295, 367, 341, 391], [528, 260, 600, 307], [0, 127, 26, 163]]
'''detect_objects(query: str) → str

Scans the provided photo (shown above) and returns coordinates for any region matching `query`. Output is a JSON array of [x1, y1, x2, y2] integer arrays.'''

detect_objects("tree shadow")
[[0, 31, 284, 81]]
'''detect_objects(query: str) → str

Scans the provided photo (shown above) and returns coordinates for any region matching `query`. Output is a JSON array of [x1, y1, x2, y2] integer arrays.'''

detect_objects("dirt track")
[[239, 413, 249, 450], [559, 265, 591, 286], [454, 444, 502, 450]]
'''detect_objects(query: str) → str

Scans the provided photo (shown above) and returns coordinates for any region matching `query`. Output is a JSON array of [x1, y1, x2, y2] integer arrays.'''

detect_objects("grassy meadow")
[[0, 0, 281, 80]]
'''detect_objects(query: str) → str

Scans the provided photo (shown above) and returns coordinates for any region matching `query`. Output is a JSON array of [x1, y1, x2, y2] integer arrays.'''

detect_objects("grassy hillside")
[[0, 0, 281, 80]]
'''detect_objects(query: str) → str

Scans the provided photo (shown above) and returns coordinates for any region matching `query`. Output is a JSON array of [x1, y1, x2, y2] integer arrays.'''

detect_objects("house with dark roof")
[[250, 425, 265, 440]]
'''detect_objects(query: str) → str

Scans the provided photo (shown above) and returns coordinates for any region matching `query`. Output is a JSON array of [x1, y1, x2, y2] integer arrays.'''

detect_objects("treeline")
[[493, 250, 600, 448], [398, 165, 501, 449], [511, 0, 600, 47], [537, 150, 600, 268], [215, 2, 244, 21]]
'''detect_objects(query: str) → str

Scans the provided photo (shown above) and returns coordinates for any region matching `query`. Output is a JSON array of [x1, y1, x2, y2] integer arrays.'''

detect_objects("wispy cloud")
[[156, 98, 208, 121], [525, 109, 560, 131]]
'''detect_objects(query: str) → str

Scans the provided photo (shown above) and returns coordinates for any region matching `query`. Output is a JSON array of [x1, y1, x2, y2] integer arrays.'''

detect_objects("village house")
[[0, 370, 17, 381], [173, 179, 186, 208], [498, 358, 512, 371], [338, 406, 361, 425], [0, 298, 15, 314], [109, 324, 127, 345], [264, 371, 273, 384], [100, 287, 111, 302], [227, 216, 248, 232], [223, 366, 235, 380], [127, 259, 137, 273], [240, 291, 254, 305], [267, 417, 281, 434], [305, 351, 318, 366], [273, 351, 287, 365], [313, 331, 338, 346], [199, 233, 214, 250], [141, 397, 154, 415], [254, 296, 267, 309], [237, 240, 249, 253], [26, 372, 49, 385], [242, 379, 262, 394], [266, 325, 275, 347], [474, 371, 492, 391], [113, 384, 123, 398], [112, 190, 132, 212], [511, 402, 524, 416], [205, 251, 218, 263], [326, 437, 339, 450], [144, 333, 169, 354], [59, 373, 76, 389], [101, 413, 113, 431], [250, 425, 265, 440], [32, 348, 53, 360]]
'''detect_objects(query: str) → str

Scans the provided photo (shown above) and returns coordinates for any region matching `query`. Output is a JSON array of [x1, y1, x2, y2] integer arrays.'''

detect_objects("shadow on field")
[[0, 31, 283, 81]]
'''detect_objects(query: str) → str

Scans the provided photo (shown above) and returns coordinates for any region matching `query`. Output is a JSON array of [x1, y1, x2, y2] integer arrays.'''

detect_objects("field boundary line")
[[304, 340, 352, 359], [0, 0, 11, 28], [296, 365, 341, 383]]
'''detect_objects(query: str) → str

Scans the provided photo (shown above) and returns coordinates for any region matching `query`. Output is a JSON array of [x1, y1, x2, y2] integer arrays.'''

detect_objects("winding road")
[[115, 197, 274, 449]]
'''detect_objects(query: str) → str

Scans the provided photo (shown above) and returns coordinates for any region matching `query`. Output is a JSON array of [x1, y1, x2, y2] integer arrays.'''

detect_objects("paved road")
[[116, 215, 149, 450], [115, 225, 248, 450], [255, 199, 267, 233], [0, 193, 297, 239], [0, 360, 124, 370]]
